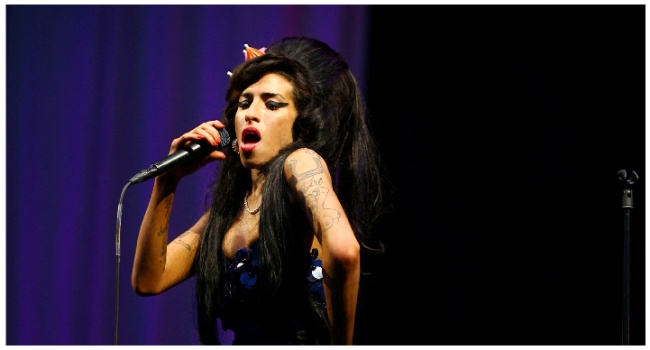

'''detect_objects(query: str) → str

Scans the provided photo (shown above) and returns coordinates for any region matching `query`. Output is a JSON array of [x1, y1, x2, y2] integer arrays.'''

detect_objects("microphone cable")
[[114, 181, 131, 345]]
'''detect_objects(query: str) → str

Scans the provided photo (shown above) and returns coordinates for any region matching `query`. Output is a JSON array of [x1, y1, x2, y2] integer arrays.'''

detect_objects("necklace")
[[243, 191, 261, 214]]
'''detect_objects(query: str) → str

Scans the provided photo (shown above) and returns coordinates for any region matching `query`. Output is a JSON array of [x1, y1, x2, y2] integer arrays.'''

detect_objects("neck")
[[248, 171, 265, 205], [249, 168, 264, 188]]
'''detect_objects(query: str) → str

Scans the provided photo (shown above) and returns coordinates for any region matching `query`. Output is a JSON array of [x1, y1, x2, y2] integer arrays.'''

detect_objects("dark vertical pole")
[[617, 169, 637, 345], [621, 192, 631, 345]]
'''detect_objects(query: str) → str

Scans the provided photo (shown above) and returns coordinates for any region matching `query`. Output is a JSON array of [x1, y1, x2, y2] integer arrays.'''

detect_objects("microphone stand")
[[617, 169, 638, 345]]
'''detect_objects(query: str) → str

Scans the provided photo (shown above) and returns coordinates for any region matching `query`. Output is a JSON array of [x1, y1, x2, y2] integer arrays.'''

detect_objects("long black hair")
[[267, 37, 386, 255], [268, 37, 390, 345]]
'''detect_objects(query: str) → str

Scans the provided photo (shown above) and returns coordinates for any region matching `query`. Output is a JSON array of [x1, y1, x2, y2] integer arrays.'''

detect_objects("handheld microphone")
[[129, 129, 230, 184]]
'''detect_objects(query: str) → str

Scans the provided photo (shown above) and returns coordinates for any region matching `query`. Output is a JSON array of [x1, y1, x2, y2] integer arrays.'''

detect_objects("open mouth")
[[242, 128, 261, 144], [240, 127, 261, 152]]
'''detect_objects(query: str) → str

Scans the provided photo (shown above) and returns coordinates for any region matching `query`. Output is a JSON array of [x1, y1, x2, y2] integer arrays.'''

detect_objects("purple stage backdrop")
[[6, 5, 369, 345]]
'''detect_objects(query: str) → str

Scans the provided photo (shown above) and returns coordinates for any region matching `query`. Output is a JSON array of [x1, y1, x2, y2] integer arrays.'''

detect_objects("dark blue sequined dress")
[[218, 243, 329, 344]]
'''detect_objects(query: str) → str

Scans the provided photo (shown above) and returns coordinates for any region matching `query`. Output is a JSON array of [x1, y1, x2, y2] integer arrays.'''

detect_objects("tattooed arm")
[[131, 176, 206, 295], [131, 120, 226, 295], [284, 148, 361, 345]]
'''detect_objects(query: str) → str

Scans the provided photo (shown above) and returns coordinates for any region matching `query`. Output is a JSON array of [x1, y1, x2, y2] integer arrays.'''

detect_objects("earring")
[[232, 139, 239, 154]]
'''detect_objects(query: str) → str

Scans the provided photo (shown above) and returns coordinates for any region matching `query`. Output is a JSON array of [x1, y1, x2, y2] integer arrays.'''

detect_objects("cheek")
[[268, 120, 295, 146], [281, 119, 297, 142], [234, 112, 245, 135], [234, 110, 245, 121]]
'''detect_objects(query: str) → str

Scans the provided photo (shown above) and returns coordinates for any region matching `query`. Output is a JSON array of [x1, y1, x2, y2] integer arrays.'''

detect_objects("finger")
[[208, 120, 228, 146], [203, 121, 229, 146], [194, 124, 218, 146], [208, 119, 226, 129], [169, 133, 191, 155], [207, 149, 227, 161]]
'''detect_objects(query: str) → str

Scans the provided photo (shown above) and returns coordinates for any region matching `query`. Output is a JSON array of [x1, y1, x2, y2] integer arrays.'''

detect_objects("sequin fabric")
[[220, 244, 328, 344]]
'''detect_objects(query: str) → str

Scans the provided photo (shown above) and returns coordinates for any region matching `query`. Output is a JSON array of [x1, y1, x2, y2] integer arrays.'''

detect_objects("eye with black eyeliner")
[[267, 101, 288, 110], [238, 100, 251, 109]]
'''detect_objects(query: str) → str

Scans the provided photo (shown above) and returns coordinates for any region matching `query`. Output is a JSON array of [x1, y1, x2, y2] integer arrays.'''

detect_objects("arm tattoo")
[[172, 231, 192, 251], [157, 224, 167, 238], [291, 155, 325, 182], [158, 195, 173, 268], [304, 186, 341, 231], [157, 196, 173, 237], [289, 153, 341, 231], [159, 239, 167, 269]]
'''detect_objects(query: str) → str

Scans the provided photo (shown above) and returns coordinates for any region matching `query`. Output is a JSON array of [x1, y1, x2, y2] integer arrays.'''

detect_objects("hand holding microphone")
[[129, 120, 231, 184]]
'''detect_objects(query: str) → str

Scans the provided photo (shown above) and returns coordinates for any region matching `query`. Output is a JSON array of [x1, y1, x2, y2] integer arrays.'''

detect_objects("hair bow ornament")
[[227, 43, 267, 77]]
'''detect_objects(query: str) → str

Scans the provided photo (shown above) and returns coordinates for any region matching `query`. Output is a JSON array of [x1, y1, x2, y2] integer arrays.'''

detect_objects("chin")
[[240, 154, 268, 169]]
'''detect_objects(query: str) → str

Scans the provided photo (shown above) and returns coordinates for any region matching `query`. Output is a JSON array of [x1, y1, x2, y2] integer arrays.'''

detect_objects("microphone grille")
[[218, 128, 231, 149]]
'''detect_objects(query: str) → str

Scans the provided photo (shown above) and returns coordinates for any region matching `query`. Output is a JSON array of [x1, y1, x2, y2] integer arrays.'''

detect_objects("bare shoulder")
[[284, 148, 329, 179], [284, 148, 344, 234], [284, 148, 332, 189]]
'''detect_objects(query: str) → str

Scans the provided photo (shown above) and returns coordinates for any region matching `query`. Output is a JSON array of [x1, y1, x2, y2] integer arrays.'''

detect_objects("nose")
[[244, 100, 262, 123]]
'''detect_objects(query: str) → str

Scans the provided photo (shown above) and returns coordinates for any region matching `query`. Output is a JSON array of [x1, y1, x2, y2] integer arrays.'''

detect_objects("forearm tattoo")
[[289, 151, 341, 231], [158, 195, 173, 268], [157, 196, 173, 237], [172, 231, 192, 251]]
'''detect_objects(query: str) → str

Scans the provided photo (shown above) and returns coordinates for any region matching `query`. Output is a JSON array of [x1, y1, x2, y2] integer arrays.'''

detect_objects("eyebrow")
[[240, 91, 288, 100]]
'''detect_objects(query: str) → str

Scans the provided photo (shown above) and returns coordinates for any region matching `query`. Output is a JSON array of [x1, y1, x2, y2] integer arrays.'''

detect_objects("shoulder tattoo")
[[288, 151, 341, 231]]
